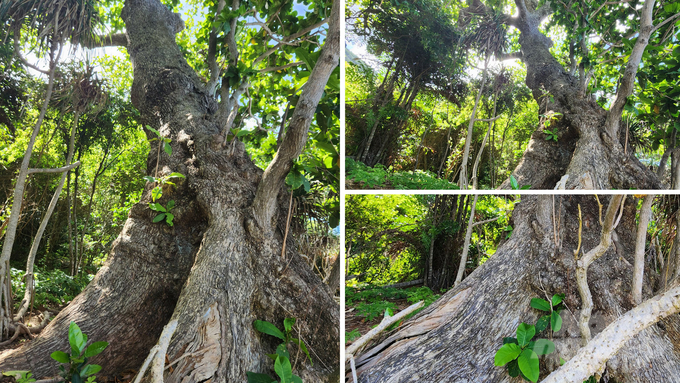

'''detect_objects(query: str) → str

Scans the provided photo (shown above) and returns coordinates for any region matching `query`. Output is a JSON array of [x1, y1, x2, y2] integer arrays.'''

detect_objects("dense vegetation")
[[345, 0, 680, 190]]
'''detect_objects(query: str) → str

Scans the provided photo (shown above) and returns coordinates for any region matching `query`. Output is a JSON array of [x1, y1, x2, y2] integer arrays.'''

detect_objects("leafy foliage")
[[248, 318, 311, 383], [50, 322, 108, 383]]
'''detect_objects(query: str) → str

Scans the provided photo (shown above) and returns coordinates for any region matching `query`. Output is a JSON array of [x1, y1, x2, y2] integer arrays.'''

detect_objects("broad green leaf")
[[164, 142, 172, 156], [246, 372, 275, 383], [507, 359, 521, 377], [2, 371, 31, 378], [168, 172, 185, 179], [535, 315, 551, 333], [84, 341, 108, 358], [274, 355, 293, 383], [551, 294, 565, 306], [516, 323, 535, 346], [151, 186, 163, 202], [551, 311, 563, 332], [284, 318, 295, 333], [253, 320, 285, 340], [530, 298, 551, 312], [143, 176, 156, 183], [276, 343, 290, 360], [236, 129, 253, 137], [518, 349, 540, 382], [149, 203, 166, 212], [510, 175, 519, 189], [502, 337, 518, 345], [72, 373, 83, 383], [560, 357, 566, 366], [165, 213, 174, 226], [145, 126, 161, 137], [153, 213, 166, 223], [291, 375, 303, 383], [530, 339, 555, 355], [166, 200, 175, 210], [494, 343, 521, 366], [79, 364, 102, 378], [69, 322, 86, 355], [50, 350, 70, 363]]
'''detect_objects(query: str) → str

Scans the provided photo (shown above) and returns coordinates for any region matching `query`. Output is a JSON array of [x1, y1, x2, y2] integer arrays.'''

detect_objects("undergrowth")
[[10, 267, 92, 309], [346, 283, 442, 323], [346, 158, 459, 190]]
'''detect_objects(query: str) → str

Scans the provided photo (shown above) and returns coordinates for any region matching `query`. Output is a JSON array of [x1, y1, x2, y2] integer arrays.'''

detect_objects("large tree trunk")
[[352, 195, 680, 382], [0, 0, 339, 381], [497, 1, 662, 190]]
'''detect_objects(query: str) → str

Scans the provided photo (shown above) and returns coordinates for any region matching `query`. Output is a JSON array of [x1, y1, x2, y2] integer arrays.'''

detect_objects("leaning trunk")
[[0, 0, 339, 380], [353, 195, 680, 382]]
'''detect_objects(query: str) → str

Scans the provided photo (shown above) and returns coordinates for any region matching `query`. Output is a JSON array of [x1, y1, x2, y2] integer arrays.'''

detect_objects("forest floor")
[[345, 297, 411, 348]]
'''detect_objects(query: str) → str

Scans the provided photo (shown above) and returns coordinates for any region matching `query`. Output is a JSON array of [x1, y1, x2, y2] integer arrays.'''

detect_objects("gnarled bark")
[[0, 0, 339, 381], [353, 195, 680, 382]]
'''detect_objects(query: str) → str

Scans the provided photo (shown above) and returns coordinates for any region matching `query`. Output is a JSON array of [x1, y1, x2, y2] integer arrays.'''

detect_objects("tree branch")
[[83, 33, 128, 48], [542, 281, 680, 383], [632, 194, 654, 305], [652, 12, 680, 33], [253, 18, 329, 65], [259, 61, 304, 73], [27, 161, 81, 174], [251, 0, 339, 229], [576, 195, 624, 345]]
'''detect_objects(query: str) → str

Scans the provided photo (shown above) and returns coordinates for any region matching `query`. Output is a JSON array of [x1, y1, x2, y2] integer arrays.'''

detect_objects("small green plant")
[[543, 129, 558, 141], [50, 322, 108, 383], [246, 318, 311, 383], [510, 175, 531, 190], [2, 371, 36, 383], [356, 301, 398, 321], [494, 293, 564, 382], [149, 200, 176, 226], [345, 329, 361, 343], [143, 126, 185, 226]]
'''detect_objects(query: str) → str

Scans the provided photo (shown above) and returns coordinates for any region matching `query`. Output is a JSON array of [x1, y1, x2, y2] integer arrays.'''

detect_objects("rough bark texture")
[[0, 0, 339, 380], [353, 195, 680, 382]]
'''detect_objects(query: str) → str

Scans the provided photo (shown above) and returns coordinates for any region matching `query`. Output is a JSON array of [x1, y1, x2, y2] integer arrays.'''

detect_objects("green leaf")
[[149, 203, 166, 212], [151, 186, 163, 202], [50, 350, 70, 363], [535, 315, 551, 333], [530, 298, 551, 312], [79, 364, 102, 378], [166, 200, 175, 210], [145, 126, 161, 137], [153, 213, 166, 223], [165, 213, 174, 226], [84, 341, 108, 358], [291, 374, 303, 383], [236, 129, 253, 137], [164, 142, 172, 156], [518, 349, 540, 382], [510, 175, 519, 190], [530, 339, 555, 355], [494, 343, 522, 366], [168, 172, 185, 179], [275, 343, 290, 360], [507, 359, 521, 377], [284, 318, 295, 333], [72, 373, 83, 383], [294, 47, 316, 71], [502, 337, 518, 345], [274, 355, 294, 383], [246, 372, 275, 383], [253, 320, 285, 340], [291, 338, 313, 366], [551, 311, 563, 332], [69, 322, 86, 355], [516, 323, 535, 346], [143, 176, 156, 183], [560, 357, 566, 366], [551, 293, 565, 306]]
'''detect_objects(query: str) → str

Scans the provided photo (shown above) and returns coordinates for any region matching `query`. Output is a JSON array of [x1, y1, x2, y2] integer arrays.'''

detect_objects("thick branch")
[[542, 283, 680, 383], [345, 301, 424, 361], [251, 0, 339, 229], [603, 0, 655, 139], [576, 195, 624, 345], [632, 195, 654, 305], [27, 161, 81, 174]]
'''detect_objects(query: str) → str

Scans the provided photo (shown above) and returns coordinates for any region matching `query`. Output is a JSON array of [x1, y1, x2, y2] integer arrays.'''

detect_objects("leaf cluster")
[[50, 322, 108, 383], [247, 318, 311, 383]]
